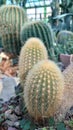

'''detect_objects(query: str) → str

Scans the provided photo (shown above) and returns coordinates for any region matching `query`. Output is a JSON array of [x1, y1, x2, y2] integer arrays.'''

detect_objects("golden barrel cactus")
[[19, 37, 48, 86], [24, 60, 64, 121], [61, 63, 73, 113]]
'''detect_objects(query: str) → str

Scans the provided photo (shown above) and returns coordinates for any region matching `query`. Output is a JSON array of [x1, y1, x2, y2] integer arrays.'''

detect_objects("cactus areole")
[[24, 60, 64, 121], [19, 37, 48, 87], [20, 21, 55, 60]]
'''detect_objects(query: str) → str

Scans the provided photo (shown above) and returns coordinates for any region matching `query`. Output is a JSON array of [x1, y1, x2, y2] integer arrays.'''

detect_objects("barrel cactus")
[[0, 5, 27, 55], [24, 60, 64, 121], [56, 62, 73, 118], [0, 22, 18, 53], [19, 37, 48, 87], [57, 30, 73, 54], [20, 21, 55, 60], [62, 62, 73, 110]]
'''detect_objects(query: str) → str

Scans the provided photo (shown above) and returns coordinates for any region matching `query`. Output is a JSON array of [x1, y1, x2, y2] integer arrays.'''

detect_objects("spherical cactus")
[[20, 21, 55, 60], [19, 37, 48, 86], [24, 60, 64, 121], [57, 30, 73, 54], [0, 5, 27, 55]]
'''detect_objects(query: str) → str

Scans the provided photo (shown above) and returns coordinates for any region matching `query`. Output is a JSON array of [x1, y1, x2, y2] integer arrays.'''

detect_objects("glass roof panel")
[[26, 0, 52, 8]]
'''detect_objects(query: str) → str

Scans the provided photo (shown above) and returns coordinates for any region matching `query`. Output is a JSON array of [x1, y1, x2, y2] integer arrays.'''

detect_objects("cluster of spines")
[[57, 30, 73, 44], [24, 60, 64, 121], [0, 5, 27, 55], [19, 37, 48, 86], [0, 5, 27, 31], [20, 21, 55, 60]]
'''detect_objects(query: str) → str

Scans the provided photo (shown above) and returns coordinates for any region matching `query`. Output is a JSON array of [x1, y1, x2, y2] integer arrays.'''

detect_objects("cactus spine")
[[20, 21, 55, 60], [24, 60, 64, 121], [19, 37, 48, 86], [0, 5, 27, 54]]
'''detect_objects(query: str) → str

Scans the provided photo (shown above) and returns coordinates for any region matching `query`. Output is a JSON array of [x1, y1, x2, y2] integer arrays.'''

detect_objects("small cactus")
[[24, 60, 64, 121], [57, 30, 73, 54], [19, 37, 48, 86], [0, 5, 27, 55], [20, 21, 55, 60]]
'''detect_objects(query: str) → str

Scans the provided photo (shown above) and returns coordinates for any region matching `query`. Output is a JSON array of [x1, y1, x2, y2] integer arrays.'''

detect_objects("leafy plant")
[[56, 122, 66, 130], [20, 119, 36, 130], [68, 119, 73, 128], [48, 117, 55, 127]]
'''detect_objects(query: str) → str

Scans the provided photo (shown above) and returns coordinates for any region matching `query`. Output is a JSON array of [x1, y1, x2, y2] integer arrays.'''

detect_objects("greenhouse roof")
[[26, 0, 52, 8]]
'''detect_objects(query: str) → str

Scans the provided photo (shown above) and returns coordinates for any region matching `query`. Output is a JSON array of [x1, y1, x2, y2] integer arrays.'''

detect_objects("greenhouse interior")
[[0, 0, 73, 130]]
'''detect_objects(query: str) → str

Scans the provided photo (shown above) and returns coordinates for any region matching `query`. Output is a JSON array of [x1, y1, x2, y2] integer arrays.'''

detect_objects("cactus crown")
[[57, 30, 73, 44], [20, 21, 55, 60], [0, 5, 27, 29], [19, 37, 48, 86], [24, 60, 64, 121]]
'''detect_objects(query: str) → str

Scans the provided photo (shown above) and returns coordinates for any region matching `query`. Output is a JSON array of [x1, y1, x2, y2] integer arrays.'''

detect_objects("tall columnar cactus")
[[24, 60, 64, 121], [20, 21, 55, 60], [0, 5, 27, 54], [57, 30, 73, 54], [19, 37, 48, 87]]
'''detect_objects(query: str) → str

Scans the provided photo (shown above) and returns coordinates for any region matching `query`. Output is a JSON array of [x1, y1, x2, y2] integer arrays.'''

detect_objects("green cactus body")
[[0, 22, 17, 53], [57, 30, 73, 54], [24, 60, 64, 121], [0, 5, 27, 54], [20, 21, 55, 60], [19, 37, 48, 87]]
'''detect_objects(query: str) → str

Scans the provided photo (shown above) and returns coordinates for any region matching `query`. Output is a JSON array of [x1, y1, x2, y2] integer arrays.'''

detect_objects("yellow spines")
[[24, 60, 64, 121], [62, 63, 73, 110], [19, 37, 48, 87]]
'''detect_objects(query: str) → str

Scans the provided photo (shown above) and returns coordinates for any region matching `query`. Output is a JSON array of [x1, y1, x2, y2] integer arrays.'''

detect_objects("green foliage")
[[0, 0, 6, 5], [20, 21, 56, 61], [56, 122, 66, 130], [68, 119, 73, 128], [48, 117, 55, 126], [20, 119, 36, 130], [19, 117, 67, 130]]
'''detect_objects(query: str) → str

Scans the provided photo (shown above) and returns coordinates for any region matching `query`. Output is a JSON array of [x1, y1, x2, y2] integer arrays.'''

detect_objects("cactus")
[[0, 22, 18, 53], [19, 37, 48, 87], [57, 62, 73, 117], [24, 60, 64, 121], [63, 62, 73, 106], [20, 21, 56, 60], [57, 30, 73, 54], [0, 5, 27, 55]]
